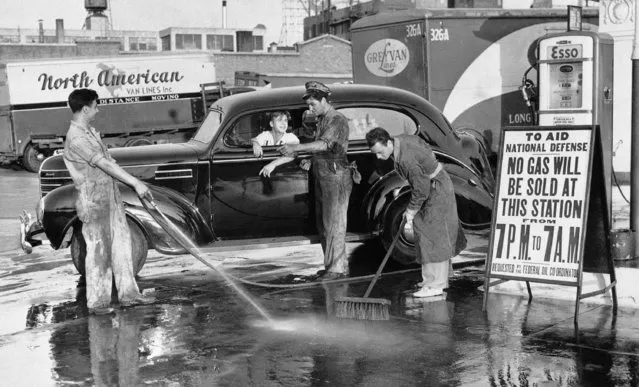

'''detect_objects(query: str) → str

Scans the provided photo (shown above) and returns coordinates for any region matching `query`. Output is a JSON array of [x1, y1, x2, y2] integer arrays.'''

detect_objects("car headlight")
[[36, 197, 45, 223]]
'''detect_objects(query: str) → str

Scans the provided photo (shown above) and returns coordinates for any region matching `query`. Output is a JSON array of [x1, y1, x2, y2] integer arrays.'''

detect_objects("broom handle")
[[363, 218, 407, 298]]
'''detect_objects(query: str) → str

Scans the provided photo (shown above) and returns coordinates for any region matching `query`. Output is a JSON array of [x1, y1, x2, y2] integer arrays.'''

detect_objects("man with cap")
[[365, 127, 466, 297], [278, 81, 353, 280]]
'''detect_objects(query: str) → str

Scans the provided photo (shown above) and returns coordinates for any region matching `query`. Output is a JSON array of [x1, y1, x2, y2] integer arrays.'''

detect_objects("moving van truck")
[[0, 53, 219, 172], [350, 8, 599, 159]]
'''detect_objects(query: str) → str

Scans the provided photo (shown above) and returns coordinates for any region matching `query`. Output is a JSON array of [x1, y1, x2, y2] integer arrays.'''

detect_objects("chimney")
[[38, 19, 44, 43], [55, 19, 65, 43], [222, 0, 228, 28]]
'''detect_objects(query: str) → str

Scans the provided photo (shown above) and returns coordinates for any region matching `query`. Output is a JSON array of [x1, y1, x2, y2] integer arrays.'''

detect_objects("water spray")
[[141, 198, 274, 323], [139, 198, 423, 329]]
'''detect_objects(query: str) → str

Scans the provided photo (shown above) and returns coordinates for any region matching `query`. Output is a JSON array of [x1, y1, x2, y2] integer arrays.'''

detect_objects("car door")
[[209, 107, 313, 238]]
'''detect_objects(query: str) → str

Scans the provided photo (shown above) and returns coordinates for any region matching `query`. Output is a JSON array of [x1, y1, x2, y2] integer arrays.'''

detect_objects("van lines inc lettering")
[[38, 69, 185, 90]]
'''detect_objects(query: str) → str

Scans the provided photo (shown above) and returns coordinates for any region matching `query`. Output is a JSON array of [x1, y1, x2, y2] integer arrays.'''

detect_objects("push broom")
[[334, 219, 406, 321]]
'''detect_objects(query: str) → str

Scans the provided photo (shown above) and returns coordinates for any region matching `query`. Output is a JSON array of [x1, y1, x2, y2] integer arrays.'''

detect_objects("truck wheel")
[[381, 197, 419, 266], [21, 143, 47, 173], [70, 218, 149, 276]]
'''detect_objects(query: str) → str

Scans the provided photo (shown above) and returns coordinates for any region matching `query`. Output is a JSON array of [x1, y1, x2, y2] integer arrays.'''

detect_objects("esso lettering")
[[551, 46, 579, 59]]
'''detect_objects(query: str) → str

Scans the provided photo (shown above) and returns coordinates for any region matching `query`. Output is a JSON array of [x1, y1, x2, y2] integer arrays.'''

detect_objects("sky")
[[0, 0, 284, 44]]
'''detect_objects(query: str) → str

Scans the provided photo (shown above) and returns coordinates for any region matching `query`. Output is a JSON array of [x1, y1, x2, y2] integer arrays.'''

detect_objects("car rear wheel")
[[381, 196, 419, 266], [70, 218, 149, 276]]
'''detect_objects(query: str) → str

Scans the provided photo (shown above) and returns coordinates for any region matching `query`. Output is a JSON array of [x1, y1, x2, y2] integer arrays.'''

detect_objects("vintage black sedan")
[[21, 84, 494, 273]]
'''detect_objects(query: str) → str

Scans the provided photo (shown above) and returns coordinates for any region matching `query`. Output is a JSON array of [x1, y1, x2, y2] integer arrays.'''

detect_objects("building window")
[[0, 35, 20, 43], [176, 34, 202, 50], [161, 35, 171, 51], [253, 36, 263, 51], [206, 34, 233, 51], [129, 37, 158, 51]]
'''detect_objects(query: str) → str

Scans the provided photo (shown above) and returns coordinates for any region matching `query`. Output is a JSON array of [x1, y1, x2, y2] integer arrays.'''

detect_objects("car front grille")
[[39, 172, 72, 197]]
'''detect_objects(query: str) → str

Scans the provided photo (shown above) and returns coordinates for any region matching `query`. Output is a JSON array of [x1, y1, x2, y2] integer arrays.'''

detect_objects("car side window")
[[223, 108, 314, 148], [224, 114, 262, 147], [337, 107, 417, 141]]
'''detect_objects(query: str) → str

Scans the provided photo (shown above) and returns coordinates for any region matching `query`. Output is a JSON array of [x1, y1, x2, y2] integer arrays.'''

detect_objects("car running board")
[[198, 232, 378, 254]]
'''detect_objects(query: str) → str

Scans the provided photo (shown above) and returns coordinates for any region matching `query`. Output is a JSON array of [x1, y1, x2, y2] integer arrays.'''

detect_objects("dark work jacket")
[[313, 107, 350, 173], [393, 134, 466, 262]]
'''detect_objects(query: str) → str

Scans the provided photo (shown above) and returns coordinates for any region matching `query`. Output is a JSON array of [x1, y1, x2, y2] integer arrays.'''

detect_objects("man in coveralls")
[[64, 89, 153, 314], [278, 81, 353, 280], [366, 127, 465, 297]]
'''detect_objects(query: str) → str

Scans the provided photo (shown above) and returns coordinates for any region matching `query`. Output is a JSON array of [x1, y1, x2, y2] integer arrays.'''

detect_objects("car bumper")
[[19, 211, 46, 254]]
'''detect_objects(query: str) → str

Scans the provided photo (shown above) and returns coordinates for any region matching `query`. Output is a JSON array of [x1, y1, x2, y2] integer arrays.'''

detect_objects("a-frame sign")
[[482, 125, 617, 326]]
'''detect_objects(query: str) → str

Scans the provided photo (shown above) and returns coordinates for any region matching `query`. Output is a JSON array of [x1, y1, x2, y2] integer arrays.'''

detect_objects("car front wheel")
[[70, 218, 149, 276], [381, 196, 419, 266]]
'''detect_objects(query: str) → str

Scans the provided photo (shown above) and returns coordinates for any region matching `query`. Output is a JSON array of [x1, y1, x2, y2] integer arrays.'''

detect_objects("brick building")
[[214, 34, 352, 87]]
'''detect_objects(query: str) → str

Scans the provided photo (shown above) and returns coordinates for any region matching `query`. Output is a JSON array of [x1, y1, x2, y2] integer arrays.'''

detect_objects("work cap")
[[303, 81, 331, 100]]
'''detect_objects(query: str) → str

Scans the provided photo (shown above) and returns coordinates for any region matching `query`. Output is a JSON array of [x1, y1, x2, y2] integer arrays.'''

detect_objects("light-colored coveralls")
[[63, 122, 142, 309], [312, 107, 353, 274], [393, 134, 465, 290]]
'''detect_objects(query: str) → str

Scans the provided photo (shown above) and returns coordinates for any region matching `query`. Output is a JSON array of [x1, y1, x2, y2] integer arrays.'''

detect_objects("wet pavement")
[[2, 237, 639, 386], [1, 168, 638, 386]]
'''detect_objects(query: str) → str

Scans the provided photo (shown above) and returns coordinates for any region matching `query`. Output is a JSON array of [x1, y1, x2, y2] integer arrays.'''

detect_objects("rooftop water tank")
[[85, 0, 107, 12]]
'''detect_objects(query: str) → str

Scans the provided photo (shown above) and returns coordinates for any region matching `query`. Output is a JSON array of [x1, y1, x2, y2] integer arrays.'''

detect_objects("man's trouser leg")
[[421, 260, 450, 291], [83, 220, 113, 310], [110, 206, 141, 303], [314, 167, 352, 274]]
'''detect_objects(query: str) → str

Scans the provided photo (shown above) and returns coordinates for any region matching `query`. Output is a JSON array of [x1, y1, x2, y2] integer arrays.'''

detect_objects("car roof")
[[211, 83, 452, 132]]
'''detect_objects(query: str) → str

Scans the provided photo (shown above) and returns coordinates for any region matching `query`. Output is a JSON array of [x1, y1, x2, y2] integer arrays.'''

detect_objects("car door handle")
[[468, 179, 478, 187]]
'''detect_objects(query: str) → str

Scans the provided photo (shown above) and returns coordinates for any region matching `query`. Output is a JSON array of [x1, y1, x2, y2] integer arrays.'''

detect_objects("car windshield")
[[191, 108, 224, 144]]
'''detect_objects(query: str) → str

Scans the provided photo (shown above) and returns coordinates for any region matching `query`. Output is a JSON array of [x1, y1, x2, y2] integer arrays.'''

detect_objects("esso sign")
[[548, 44, 582, 60]]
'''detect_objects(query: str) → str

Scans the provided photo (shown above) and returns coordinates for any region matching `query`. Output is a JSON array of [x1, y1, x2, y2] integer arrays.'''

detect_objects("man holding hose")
[[64, 88, 153, 314], [366, 127, 466, 297]]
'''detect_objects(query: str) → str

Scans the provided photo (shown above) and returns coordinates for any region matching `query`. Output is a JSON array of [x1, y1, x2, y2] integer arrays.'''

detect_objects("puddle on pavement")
[[2, 262, 639, 386]]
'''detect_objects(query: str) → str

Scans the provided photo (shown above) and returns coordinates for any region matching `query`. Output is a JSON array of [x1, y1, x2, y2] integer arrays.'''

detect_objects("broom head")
[[334, 296, 391, 321]]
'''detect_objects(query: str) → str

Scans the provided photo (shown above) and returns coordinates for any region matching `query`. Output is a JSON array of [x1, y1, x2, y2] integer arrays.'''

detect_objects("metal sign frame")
[[482, 125, 617, 326], [568, 5, 583, 32]]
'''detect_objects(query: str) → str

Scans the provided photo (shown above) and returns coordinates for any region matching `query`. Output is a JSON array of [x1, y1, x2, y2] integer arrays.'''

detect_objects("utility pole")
[[327, 0, 331, 35], [631, 0, 639, 257]]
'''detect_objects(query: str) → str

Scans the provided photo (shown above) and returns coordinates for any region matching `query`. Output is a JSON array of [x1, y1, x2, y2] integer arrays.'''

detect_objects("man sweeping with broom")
[[366, 127, 466, 298]]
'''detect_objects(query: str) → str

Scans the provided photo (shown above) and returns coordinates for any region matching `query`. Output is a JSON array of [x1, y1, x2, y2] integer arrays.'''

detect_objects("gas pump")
[[536, 30, 614, 218]]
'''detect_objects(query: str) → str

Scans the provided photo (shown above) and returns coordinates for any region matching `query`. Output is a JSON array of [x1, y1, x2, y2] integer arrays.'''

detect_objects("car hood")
[[41, 142, 203, 171]]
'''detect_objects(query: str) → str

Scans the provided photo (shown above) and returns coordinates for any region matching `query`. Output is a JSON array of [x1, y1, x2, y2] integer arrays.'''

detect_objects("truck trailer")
[[350, 8, 599, 161], [0, 53, 221, 172]]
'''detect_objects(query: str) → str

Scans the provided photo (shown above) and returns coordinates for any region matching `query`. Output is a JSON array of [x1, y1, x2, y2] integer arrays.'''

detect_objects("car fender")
[[42, 184, 215, 253], [362, 171, 410, 233]]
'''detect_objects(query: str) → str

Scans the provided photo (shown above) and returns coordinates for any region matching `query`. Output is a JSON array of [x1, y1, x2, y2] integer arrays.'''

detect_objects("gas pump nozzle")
[[520, 78, 536, 107], [520, 84, 531, 107]]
